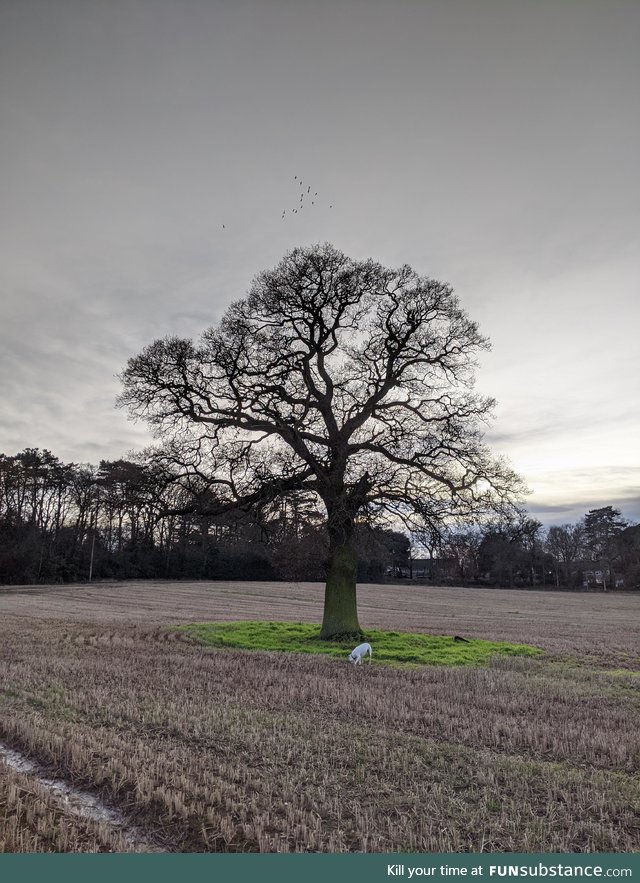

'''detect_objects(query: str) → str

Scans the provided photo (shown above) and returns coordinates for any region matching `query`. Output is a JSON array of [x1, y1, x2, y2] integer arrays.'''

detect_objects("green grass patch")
[[176, 620, 542, 667], [606, 668, 640, 677]]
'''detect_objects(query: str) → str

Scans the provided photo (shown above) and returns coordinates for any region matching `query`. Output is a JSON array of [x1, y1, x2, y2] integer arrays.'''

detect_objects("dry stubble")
[[0, 588, 638, 853]]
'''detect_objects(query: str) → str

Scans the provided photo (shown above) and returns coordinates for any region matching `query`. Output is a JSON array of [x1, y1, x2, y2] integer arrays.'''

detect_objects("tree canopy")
[[119, 243, 525, 636]]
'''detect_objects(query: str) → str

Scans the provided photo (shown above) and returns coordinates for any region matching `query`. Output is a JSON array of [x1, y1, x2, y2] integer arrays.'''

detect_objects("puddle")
[[0, 741, 161, 851]]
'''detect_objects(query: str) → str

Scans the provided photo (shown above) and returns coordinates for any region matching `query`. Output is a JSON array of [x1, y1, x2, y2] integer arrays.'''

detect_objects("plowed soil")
[[0, 579, 638, 663]]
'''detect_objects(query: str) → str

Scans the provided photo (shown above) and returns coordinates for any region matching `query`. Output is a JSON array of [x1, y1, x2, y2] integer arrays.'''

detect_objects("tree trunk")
[[320, 503, 362, 639], [564, 559, 570, 588]]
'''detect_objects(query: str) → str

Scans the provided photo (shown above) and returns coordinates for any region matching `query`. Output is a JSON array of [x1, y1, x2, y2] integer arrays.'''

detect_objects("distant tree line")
[[0, 447, 637, 590], [434, 508, 639, 591], [0, 448, 410, 586]]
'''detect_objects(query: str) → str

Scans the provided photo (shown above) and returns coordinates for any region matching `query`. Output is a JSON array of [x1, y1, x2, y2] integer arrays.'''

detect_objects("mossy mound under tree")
[[177, 621, 542, 667]]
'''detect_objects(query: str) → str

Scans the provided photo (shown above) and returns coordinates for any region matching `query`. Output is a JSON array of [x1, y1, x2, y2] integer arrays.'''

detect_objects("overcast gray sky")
[[1, 0, 638, 526]]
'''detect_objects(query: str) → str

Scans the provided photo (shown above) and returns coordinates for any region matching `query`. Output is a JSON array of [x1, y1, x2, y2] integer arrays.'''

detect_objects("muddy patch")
[[0, 741, 161, 852]]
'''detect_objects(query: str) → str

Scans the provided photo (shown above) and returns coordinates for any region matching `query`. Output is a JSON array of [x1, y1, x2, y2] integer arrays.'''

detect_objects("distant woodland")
[[1, 448, 638, 590]]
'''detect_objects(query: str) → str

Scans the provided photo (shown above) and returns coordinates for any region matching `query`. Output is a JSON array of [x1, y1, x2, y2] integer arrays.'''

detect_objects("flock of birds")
[[281, 175, 333, 220], [221, 175, 332, 229]]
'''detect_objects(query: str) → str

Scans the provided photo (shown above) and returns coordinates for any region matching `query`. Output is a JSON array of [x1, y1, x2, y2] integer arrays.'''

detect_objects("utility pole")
[[88, 530, 95, 582]]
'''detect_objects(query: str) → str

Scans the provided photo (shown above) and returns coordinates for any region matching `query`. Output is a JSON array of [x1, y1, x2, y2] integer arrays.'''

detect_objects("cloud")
[[0, 0, 638, 520], [527, 495, 640, 528]]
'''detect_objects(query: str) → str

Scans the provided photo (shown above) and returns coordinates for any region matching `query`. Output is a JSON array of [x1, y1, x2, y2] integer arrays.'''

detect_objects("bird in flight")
[[282, 173, 333, 217]]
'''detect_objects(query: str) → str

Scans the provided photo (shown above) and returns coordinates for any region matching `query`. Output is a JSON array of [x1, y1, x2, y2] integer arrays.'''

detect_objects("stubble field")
[[0, 580, 638, 853]]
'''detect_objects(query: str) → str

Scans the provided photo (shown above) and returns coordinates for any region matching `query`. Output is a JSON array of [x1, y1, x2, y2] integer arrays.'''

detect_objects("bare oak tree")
[[118, 243, 524, 637]]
